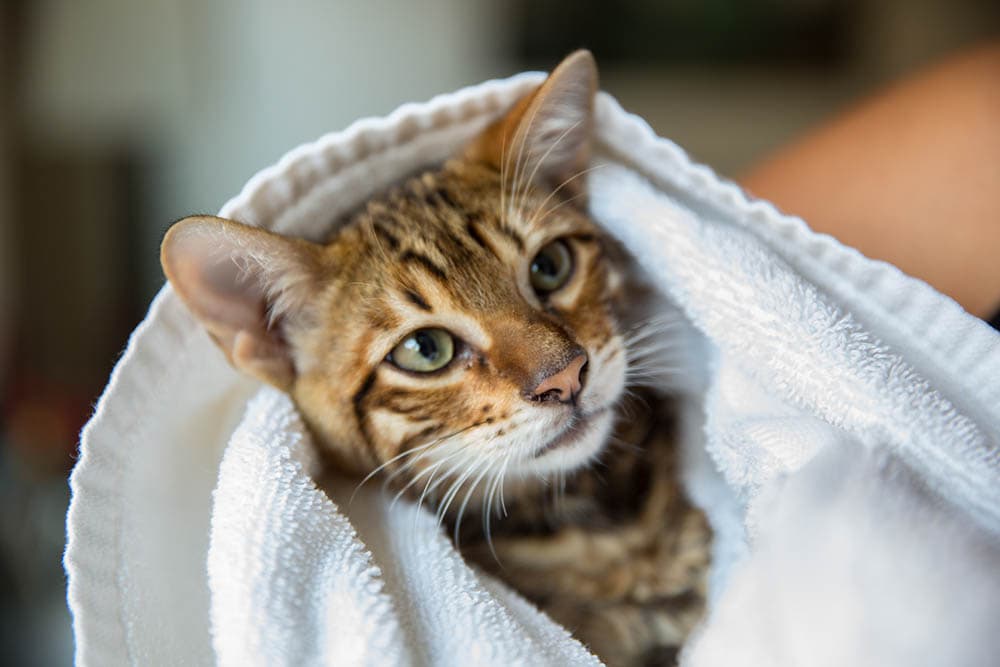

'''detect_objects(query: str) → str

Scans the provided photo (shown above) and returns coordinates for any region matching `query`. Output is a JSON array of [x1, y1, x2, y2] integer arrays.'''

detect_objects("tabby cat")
[[161, 51, 711, 666]]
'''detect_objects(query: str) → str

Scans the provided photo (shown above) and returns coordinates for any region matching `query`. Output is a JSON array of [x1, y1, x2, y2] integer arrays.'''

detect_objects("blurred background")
[[0, 0, 997, 663]]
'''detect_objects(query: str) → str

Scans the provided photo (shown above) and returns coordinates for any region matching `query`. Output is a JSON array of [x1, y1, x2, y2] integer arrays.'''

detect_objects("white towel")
[[65, 72, 1000, 666], [210, 386, 601, 667]]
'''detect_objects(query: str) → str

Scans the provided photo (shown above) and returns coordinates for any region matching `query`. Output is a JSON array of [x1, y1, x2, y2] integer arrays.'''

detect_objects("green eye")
[[390, 328, 455, 373], [529, 240, 573, 294]]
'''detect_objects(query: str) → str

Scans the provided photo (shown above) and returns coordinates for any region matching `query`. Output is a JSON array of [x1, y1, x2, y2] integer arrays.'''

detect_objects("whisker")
[[625, 360, 685, 374], [406, 451, 455, 535], [560, 469, 567, 508], [436, 458, 484, 528], [407, 455, 452, 535], [353, 422, 483, 504], [526, 188, 586, 231], [498, 454, 510, 518], [350, 437, 442, 504], [624, 323, 684, 347], [383, 438, 460, 485], [453, 453, 497, 546], [620, 313, 694, 392], [507, 99, 545, 228], [625, 366, 684, 379], [525, 163, 608, 229], [484, 451, 513, 566], [414, 448, 462, 536], [516, 119, 583, 220], [393, 431, 483, 511], [626, 338, 682, 354], [499, 123, 510, 232], [412, 446, 476, 511], [606, 434, 643, 455], [615, 391, 641, 421], [626, 357, 683, 374], [392, 455, 451, 509], [625, 337, 680, 357], [625, 313, 684, 330], [483, 456, 502, 528]]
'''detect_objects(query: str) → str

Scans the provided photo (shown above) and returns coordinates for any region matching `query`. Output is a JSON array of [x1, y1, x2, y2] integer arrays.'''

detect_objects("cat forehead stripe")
[[404, 288, 432, 312], [399, 250, 449, 282], [496, 222, 526, 251]]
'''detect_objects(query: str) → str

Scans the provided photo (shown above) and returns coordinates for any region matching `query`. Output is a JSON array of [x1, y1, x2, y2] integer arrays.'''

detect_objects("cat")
[[161, 50, 711, 666]]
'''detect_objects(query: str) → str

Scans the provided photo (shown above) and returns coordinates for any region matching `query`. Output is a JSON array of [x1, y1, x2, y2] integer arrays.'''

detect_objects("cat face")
[[293, 162, 627, 485], [161, 51, 627, 489]]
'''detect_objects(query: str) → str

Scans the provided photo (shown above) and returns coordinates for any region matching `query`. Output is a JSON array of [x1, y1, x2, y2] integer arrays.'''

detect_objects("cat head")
[[162, 51, 632, 486]]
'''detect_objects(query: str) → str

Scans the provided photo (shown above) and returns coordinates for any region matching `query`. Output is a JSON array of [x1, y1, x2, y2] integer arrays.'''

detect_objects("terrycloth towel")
[[65, 72, 1000, 666], [210, 386, 601, 667]]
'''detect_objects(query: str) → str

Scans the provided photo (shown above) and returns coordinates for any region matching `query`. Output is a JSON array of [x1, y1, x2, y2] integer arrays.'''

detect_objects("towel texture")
[[210, 387, 601, 667], [65, 72, 1000, 666]]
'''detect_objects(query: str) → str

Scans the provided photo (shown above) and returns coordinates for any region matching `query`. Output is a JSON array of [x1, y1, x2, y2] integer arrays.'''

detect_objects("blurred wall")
[[21, 0, 506, 294], [0, 10, 12, 384]]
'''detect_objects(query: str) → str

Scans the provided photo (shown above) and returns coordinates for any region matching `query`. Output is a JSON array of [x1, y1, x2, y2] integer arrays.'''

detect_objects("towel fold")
[[66, 71, 1000, 666]]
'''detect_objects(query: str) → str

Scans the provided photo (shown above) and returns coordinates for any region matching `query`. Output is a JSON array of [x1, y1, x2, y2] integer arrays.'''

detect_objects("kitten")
[[161, 51, 711, 666]]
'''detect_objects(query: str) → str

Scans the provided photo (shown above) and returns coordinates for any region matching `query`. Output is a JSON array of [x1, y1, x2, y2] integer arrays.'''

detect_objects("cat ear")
[[466, 49, 598, 201], [160, 216, 320, 391]]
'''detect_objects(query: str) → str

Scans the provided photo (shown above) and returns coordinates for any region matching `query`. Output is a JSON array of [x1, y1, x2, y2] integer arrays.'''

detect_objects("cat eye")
[[529, 240, 573, 294], [389, 328, 455, 373]]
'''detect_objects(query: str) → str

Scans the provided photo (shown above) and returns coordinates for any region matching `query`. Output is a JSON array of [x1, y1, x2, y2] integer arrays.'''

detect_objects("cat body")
[[161, 51, 710, 666], [456, 396, 710, 666]]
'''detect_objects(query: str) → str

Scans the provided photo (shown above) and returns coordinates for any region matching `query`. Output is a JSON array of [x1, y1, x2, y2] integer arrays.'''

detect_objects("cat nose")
[[530, 353, 588, 404]]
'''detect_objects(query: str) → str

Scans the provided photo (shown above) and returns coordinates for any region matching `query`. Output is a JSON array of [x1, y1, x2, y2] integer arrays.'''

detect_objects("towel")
[[210, 386, 601, 667], [65, 71, 1000, 666]]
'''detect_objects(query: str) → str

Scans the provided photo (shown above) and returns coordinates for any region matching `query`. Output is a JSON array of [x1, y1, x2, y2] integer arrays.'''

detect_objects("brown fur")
[[293, 161, 616, 474], [460, 397, 711, 666], [161, 51, 711, 666]]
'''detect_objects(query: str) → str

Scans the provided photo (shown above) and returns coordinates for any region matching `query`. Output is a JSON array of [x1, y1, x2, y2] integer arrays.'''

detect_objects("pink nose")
[[531, 353, 587, 404]]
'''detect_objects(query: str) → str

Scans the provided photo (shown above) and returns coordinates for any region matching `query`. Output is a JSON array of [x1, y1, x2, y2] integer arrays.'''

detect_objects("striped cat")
[[161, 51, 711, 666]]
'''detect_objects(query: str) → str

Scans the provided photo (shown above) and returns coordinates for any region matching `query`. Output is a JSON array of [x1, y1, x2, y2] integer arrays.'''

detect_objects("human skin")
[[740, 43, 1000, 319]]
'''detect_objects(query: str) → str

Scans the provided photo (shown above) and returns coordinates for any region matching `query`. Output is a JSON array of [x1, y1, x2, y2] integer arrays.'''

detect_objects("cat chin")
[[515, 408, 616, 477]]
